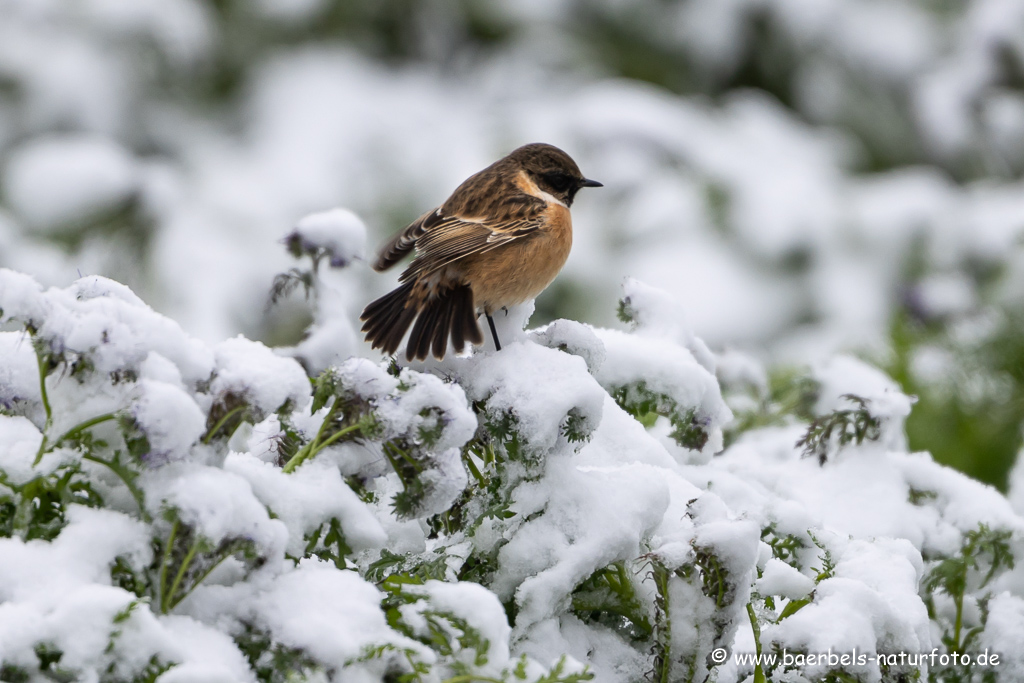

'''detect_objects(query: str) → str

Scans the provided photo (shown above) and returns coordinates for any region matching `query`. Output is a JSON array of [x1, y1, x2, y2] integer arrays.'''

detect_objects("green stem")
[[283, 422, 361, 473], [163, 536, 201, 613], [32, 441, 47, 467], [311, 400, 340, 447], [81, 453, 150, 522], [650, 562, 672, 683], [202, 405, 246, 444], [313, 422, 361, 453], [463, 450, 486, 487], [953, 589, 964, 652], [32, 346, 53, 466], [441, 676, 504, 683], [747, 602, 766, 683], [381, 441, 423, 488], [387, 440, 420, 471], [56, 413, 118, 447], [33, 409, 119, 467], [159, 520, 179, 612], [484, 441, 497, 466], [380, 443, 402, 479], [35, 341, 52, 431], [281, 399, 341, 473], [169, 549, 232, 611], [283, 443, 312, 472]]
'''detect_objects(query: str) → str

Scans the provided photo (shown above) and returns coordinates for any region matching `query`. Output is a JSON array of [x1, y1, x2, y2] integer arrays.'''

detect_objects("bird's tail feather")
[[450, 285, 483, 353], [363, 283, 482, 361], [406, 284, 483, 361], [360, 282, 418, 357]]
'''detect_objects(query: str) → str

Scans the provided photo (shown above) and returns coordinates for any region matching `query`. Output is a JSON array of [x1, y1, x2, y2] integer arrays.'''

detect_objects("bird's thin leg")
[[486, 314, 502, 352]]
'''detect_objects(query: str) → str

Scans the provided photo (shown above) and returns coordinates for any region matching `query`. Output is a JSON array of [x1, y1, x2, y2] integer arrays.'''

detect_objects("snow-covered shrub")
[[3, 249, 1024, 683]]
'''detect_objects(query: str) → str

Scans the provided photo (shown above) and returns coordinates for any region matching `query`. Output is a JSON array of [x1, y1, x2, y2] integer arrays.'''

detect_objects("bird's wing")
[[397, 202, 547, 282], [373, 190, 548, 276], [372, 207, 441, 272]]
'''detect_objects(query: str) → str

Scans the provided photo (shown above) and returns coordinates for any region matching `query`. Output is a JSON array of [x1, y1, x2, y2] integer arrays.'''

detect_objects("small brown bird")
[[361, 143, 602, 361]]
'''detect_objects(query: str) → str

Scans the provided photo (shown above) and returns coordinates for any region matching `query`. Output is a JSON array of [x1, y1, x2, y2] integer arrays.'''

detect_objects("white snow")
[[461, 342, 606, 456], [3, 3, 1024, 678], [403, 580, 513, 676], [290, 208, 367, 267], [224, 452, 387, 555], [3, 134, 139, 230], [766, 537, 932, 679], [0, 415, 44, 485], [0, 332, 42, 420], [0, 266, 1022, 682], [210, 336, 310, 417], [243, 559, 423, 670], [757, 558, 815, 600], [142, 463, 288, 553], [131, 379, 206, 463]]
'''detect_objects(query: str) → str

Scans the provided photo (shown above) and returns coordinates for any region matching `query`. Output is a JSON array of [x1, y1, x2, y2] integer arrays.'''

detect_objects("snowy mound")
[[1, 267, 1024, 682]]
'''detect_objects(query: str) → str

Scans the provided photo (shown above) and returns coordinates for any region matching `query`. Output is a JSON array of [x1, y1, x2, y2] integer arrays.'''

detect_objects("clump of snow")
[[756, 557, 815, 600], [376, 367, 477, 454], [3, 135, 139, 230], [282, 318, 359, 376], [493, 457, 670, 633], [461, 342, 606, 456], [241, 559, 423, 671], [224, 452, 386, 555], [402, 579, 514, 676], [154, 616, 257, 683], [814, 354, 915, 451], [413, 447, 470, 518], [0, 507, 151, 666], [2, 267, 1024, 682], [981, 593, 1024, 678], [287, 207, 367, 267], [766, 537, 932, 680], [241, 414, 288, 463], [131, 379, 206, 463], [143, 463, 287, 553], [0, 270, 215, 386], [594, 328, 732, 456], [210, 336, 310, 417], [619, 277, 717, 373], [0, 415, 45, 485], [331, 355, 399, 403], [0, 332, 42, 421], [530, 318, 607, 373]]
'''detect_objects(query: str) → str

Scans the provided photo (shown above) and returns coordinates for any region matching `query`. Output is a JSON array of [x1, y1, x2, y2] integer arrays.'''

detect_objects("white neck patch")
[[518, 170, 568, 208]]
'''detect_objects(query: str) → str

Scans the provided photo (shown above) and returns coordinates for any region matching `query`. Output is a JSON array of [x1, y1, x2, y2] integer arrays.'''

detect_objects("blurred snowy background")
[[3, 0, 1024, 488]]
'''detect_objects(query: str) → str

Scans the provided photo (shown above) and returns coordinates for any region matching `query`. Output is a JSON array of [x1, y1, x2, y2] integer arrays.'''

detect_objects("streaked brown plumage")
[[361, 142, 602, 361]]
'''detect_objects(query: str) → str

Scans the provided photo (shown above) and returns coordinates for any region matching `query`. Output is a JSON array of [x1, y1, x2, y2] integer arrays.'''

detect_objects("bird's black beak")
[[579, 178, 603, 188]]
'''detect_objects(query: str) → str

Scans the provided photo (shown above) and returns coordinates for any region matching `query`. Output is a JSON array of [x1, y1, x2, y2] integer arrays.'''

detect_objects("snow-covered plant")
[[3, 221, 1024, 682]]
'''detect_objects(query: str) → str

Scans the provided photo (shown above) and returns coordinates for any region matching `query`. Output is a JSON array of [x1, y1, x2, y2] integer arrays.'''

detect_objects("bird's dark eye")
[[542, 171, 573, 193]]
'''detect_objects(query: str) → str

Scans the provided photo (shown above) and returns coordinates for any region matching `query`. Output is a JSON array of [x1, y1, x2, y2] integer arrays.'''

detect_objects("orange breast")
[[462, 204, 572, 313]]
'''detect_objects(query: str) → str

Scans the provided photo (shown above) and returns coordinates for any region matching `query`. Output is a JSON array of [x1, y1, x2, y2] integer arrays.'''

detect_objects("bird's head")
[[509, 143, 602, 207]]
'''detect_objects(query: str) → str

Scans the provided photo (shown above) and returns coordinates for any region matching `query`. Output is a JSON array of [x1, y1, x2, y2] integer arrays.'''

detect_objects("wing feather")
[[372, 208, 442, 272], [371, 188, 547, 282], [398, 215, 541, 282]]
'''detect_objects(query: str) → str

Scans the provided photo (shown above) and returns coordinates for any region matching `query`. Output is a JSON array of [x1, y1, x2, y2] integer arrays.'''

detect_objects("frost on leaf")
[[796, 394, 881, 464], [3, 268, 1024, 683], [461, 343, 605, 460], [285, 208, 367, 268], [595, 329, 731, 458], [289, 359, 475, 520]]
